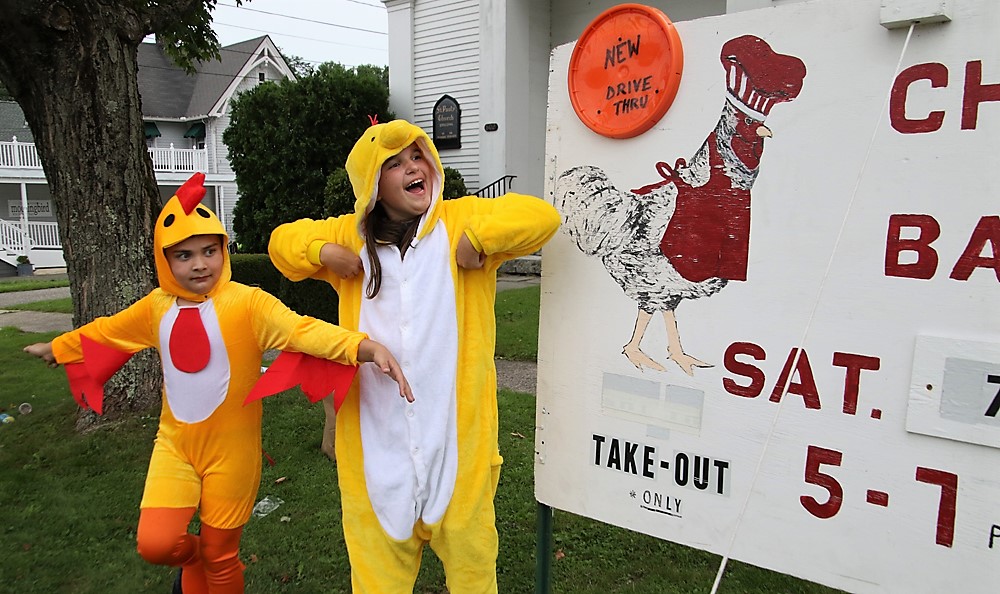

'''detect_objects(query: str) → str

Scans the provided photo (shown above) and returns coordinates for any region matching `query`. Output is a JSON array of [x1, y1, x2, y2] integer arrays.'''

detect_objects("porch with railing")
[[0, 218, 64, 268], [0, 138, 207, 173], [0, 137, 42, 169]]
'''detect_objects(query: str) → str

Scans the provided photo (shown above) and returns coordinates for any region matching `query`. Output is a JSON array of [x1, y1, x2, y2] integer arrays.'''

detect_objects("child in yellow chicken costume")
[[268, 119, 560, 592], [24, 173, 410, 594]]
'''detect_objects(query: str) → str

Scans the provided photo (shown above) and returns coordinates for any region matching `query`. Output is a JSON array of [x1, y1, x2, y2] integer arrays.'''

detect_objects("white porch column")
[[505, 0, 550, 196], [384, 0, 415, 122], [479, 0, 507, 189], [19, 182, 30, 254]]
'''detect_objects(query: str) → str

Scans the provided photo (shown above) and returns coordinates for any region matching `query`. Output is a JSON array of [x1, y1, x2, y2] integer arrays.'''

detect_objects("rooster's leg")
[[321, 396, 337, 462], [662, 309, 712, 376], [623, 309, 666, 371]]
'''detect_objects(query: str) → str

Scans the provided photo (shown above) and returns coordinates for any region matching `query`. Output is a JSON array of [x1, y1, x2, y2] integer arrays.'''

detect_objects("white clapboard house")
[[0, 36, 295, 276]]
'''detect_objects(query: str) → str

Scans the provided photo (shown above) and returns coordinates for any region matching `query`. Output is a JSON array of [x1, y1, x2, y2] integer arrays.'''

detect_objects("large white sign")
[[537, 0, 1000, 592]]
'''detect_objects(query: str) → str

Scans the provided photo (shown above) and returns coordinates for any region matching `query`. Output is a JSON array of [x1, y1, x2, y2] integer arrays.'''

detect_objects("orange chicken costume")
[[268, 120, 561, 592], [49, 173, 367, 593]]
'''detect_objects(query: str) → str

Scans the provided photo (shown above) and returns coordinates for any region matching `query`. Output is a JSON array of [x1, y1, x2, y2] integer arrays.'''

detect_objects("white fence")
[[1, 220, 61, 250], [26, 221, 60, 248], [0, 218, 23, 251], [0, 219, 64, 268], [148, 145, 209, 173], [0, 137, 42, 169], [0, 138, 208, 173]]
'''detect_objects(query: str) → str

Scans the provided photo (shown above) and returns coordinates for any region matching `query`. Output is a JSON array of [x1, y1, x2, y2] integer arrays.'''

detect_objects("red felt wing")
[[245, 352, 358, 412], [62, 335, 135, 415]]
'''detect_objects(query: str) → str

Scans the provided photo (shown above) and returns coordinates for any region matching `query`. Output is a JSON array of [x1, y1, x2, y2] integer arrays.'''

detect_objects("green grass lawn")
[[0, 277, 69, 293], [5, 297, 73, 313], [0, 287, 840, 593], [495, 285, 541, 361]]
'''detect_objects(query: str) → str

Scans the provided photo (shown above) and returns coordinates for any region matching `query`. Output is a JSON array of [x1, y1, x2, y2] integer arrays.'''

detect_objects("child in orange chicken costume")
[[24, 172, 410, 594], [268, 119, 561, 592]]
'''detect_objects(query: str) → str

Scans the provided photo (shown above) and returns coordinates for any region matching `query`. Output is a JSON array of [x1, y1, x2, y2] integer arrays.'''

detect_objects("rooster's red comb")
[[176, 172, 207, 215], [368, 114, 379, 126]]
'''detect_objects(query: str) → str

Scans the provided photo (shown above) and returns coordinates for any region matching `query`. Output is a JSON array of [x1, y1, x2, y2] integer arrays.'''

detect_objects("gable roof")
[[0, 100, 32, 142], [0, 36, 292, 142], [138, 36, 295, 120], [137, 42, 196, 118]]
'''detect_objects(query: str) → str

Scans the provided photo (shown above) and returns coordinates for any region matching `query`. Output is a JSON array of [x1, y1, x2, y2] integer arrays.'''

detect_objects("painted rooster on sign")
[[556, 35, 806, 375]]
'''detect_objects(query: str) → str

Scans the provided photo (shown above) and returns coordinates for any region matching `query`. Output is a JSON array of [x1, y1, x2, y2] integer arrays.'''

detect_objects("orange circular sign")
[[568, 4, 684, 139]]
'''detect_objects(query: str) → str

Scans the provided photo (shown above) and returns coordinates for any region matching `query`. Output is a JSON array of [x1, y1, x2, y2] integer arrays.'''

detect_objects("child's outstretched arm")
[[24, 341, 57, 367], [358, 338, 414, 402]]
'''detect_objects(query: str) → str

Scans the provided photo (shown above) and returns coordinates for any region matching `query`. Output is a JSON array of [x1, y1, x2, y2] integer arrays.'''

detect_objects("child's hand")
[[456, 233, 485, 270], [358, 339, 414, 402], [320, 242, 363, 279], [24, 342, 58, 368]]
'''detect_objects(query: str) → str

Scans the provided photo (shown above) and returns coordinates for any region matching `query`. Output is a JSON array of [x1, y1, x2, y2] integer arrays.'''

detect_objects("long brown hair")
[[363, 202, 420, 298]]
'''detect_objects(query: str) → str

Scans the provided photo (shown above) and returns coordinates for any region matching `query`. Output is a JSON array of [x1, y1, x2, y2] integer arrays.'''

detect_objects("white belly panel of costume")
[[358, 222, 459, 540], [159, 299, 231, 424]]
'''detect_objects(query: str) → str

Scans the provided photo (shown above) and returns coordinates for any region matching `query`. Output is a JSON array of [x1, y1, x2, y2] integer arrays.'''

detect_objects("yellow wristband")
[[306, 240, 326, 266], [464, 229, 484, 253]]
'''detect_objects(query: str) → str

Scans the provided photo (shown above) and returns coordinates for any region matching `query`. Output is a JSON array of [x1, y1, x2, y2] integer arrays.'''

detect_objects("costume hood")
[[345, 119, 445, 240], [154, 172, 231, 302]]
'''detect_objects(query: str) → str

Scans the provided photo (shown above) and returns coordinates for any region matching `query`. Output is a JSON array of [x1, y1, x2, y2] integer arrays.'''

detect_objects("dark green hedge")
[[231, 253, 339, 324]]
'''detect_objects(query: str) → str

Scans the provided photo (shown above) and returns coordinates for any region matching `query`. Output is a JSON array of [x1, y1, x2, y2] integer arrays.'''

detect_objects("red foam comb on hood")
[[176, 172, 207, 215]]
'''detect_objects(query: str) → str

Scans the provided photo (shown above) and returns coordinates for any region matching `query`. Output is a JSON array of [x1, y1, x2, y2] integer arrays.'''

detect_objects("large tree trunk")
[[0, 2, 181, 422]]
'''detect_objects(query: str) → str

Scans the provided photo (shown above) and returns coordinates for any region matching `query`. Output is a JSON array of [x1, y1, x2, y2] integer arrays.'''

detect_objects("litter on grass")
[[252, 496, 284, 518]]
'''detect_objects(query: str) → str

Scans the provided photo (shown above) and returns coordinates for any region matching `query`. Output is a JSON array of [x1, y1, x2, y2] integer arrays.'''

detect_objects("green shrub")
[[276, 275, 340, 324], [323, 167, 355, 217], [230, 253, 283, 291], [230, 253, 339, 324], [443, 166, 468, 199]]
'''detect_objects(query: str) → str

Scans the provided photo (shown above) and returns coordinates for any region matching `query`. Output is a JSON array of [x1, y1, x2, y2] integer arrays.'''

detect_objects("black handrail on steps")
[[474, 175, 516, 198]]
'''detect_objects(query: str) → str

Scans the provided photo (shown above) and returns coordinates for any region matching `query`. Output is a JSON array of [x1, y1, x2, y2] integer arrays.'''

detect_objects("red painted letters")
[[885, 214, 1000, 281], [890, 59, 1000, 133]]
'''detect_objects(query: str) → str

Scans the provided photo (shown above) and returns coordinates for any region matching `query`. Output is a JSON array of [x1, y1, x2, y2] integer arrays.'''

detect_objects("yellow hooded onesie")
[[268, 120, 560, 592], [51, 172, 368, 531]]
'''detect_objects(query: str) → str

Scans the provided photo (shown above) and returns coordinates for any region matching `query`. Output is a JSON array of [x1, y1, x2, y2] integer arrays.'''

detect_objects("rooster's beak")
[[756, 125, 773, 138]]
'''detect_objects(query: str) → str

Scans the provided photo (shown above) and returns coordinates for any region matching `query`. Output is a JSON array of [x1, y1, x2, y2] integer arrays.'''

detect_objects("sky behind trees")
[[209, 0, 389, 68]]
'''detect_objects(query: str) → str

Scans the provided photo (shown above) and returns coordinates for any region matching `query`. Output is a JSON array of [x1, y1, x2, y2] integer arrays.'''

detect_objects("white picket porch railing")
[[148, 145, 209, 173], [0, 137, 43, 169], [0, 219, 64, 268], [0, 138, 208, 173], [1, 220, 61, 249], [0, 218, 24, 252]]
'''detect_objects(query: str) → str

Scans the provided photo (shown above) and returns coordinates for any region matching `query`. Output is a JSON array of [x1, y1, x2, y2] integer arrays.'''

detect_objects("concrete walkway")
[[0, 283, 73, 333]]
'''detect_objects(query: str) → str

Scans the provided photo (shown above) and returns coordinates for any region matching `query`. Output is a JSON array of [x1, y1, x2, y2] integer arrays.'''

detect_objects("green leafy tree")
[[279, 51, 315, 78], [0, 0, 240, 420], [226, 63, 392, 252]]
